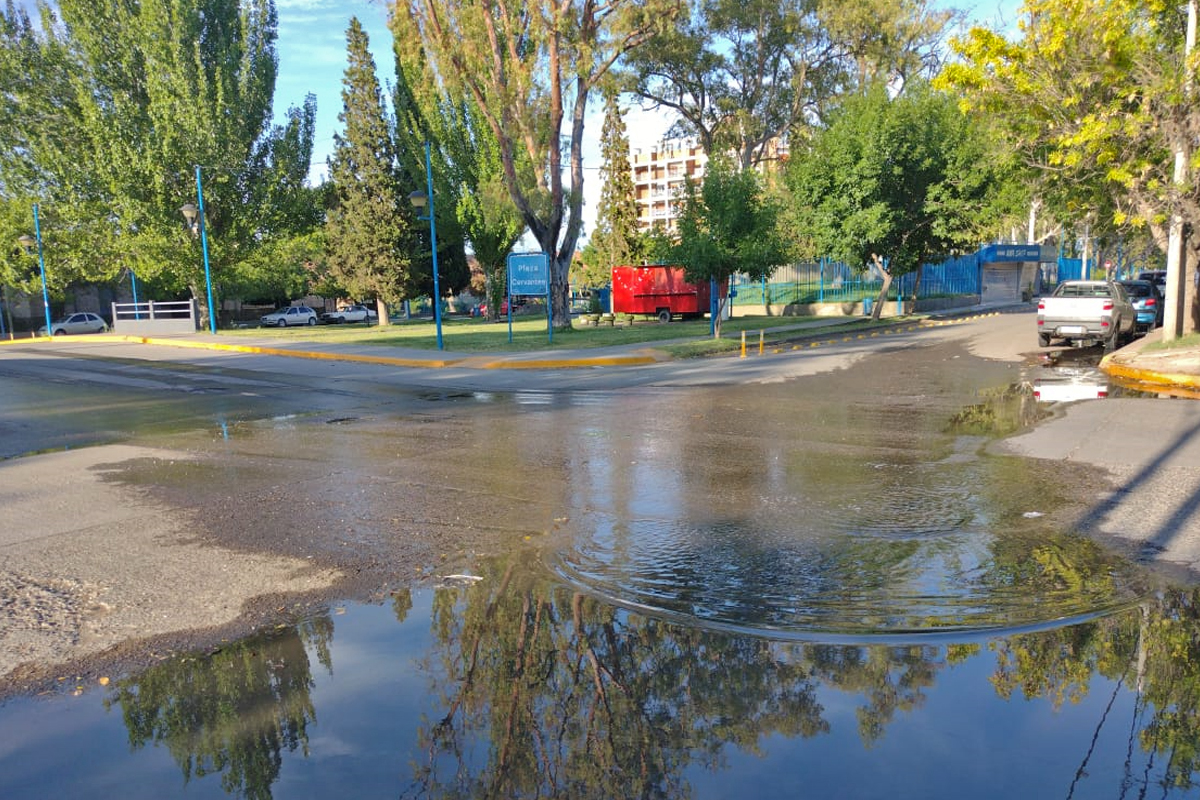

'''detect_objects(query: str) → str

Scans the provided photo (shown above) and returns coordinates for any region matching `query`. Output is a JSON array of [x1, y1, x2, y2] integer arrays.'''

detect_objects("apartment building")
[[629, 139, 706, 233], [628, 137, 788, 232]]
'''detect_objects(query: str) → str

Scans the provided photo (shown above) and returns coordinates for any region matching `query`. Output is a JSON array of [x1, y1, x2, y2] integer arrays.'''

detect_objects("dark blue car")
[[1118, 280, 1163, 333]]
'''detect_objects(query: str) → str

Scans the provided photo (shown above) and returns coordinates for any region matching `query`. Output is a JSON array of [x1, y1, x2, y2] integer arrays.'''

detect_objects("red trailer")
[[610, 265, 723, 322]]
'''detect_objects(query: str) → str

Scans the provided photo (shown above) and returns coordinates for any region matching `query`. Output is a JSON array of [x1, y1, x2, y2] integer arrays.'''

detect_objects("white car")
[[321, 304, 378, 324], [261, 306, 318, 327], [38, 312, 109, 336]]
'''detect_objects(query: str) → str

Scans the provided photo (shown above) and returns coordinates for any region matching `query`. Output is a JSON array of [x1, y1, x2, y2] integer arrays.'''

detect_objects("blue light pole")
[[180, 164, 217, 334], [129, 268, 141, 320], [17, 203, 53, 335], [408, 141, 443, 350]]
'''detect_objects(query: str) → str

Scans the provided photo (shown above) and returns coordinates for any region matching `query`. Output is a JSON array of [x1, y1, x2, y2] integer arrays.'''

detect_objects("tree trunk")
[[375, 298, 390, 327], [547, 253, 572, 330], [1187, 236, 1199, 334], [190, 284, 213, 331], [869, 255, 891, 321]]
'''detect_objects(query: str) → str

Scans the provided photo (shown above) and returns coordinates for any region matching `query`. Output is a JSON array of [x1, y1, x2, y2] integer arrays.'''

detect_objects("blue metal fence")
[[1056, 258, 1086, 282], [731, 253, 983, 307]]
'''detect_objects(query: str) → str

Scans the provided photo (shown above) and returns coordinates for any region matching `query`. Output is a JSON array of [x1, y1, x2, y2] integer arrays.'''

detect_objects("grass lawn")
[[220, 312, 895, 354], [1144, 332, 1200, 352]]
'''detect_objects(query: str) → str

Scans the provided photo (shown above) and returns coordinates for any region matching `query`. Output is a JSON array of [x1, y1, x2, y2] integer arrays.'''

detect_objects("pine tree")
[[591, 91, 644, 279], [324, 17, 416, 323]]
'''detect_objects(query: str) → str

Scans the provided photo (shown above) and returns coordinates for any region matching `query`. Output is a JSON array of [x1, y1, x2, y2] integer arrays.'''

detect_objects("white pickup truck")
[[1036, 280, 1136, 349]]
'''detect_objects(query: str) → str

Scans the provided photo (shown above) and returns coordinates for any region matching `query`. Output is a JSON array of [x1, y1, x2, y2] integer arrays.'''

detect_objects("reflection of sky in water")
[[0, 590, 1188, 799]]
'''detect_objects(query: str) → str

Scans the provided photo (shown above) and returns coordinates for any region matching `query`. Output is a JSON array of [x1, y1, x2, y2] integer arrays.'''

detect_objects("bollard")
[[759, 330, 765, 355], [740, 330, 746, 358]]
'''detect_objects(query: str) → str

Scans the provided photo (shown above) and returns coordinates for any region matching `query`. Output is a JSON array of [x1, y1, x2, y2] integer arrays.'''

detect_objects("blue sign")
[[507, 252, 550, 296], [980, 243, 1045, 263]]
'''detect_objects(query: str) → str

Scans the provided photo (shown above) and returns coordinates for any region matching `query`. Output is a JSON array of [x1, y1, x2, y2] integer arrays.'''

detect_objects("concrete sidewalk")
[[3, 315, 864, 370], [7, 307, 1200, 392], [1100, 328, 1200, 394], [93, 312, 979, 370]]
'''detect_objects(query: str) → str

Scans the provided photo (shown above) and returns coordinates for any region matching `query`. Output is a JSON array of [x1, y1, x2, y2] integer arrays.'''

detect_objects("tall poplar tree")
[[0, 0, 316, 328], [392, 54, 521, 320], [591, 91, 643, 277], [325, 17, 417, 323], [391, 0, 680, 330]]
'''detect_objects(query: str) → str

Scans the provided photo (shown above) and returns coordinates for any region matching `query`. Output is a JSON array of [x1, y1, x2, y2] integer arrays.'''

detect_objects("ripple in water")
[[548, 510, 1145, 640]]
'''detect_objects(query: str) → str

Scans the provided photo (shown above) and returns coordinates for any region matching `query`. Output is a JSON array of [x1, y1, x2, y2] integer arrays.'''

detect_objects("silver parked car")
[[38, 312, 109, 336], [261, 306, 318, 327]]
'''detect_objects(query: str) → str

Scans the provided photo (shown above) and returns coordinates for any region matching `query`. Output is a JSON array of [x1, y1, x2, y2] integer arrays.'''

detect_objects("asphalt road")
[[2, 308, 1198, 696]]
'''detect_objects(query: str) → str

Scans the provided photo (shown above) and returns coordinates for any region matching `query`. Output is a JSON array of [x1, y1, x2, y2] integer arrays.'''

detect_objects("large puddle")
[[2, 573, 1198, 798], [1, 339, 1196, 797]]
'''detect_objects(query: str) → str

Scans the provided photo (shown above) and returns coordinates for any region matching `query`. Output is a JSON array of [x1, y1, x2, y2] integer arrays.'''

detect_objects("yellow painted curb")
[[1100, 355, 1200, 390], [116, 335, 463, 368]]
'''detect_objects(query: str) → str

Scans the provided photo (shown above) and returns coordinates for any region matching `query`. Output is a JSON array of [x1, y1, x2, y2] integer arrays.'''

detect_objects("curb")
[[1100, 353, 1200, 391], [747, 311, 1001, 356], [114, 335, 465, 369], [3, 332, 666, 370]]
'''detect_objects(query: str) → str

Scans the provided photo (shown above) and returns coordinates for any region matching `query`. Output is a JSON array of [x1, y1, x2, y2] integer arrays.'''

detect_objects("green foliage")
[[938, 0, 1197, 262], [392, 43, 524, 319], [106, 619, 333, 800], [622, 0, 954, 168], [571, 241, 612, 289], [641, 223, 677, 264], [391, 0, 681, 329], [786, 81, 1000, 278], [673, 155, 789, 285], [324, 17, 417, 310], [0, 0, 320, 319]]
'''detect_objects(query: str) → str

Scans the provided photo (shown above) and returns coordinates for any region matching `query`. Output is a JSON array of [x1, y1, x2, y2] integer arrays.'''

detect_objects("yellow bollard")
[[740, 330, 746, 358], [758, 330, 764, 355]]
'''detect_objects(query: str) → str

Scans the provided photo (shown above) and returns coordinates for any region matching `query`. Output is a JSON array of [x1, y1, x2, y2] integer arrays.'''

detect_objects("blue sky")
[[273, 0, 394, 179]]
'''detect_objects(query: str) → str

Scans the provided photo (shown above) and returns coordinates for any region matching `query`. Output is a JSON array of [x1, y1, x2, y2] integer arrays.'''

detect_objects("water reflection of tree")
[[411, 553, 963, 796], [991, 588, 1200, 793], [412, 550, 1200, 795], [105, 616, 334, 800]]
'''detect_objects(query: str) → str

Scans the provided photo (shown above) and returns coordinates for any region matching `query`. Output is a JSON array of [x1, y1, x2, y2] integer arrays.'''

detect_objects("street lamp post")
[[408, 141, 443, 351], [180, 164, 217, 334], [17, 202, 53, 336]]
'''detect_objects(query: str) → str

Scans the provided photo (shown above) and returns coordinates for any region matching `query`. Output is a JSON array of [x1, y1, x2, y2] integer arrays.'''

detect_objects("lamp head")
[[179, 203, 200, 235], [407, 190, 428, 210], [17, 234, 36, 252]]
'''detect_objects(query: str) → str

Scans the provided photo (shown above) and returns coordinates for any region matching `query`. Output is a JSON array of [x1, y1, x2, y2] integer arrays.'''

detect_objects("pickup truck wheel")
[[656, 309, 671, 323], [1104, 330, 1120, 353], [1037, 332, 1051, 347]]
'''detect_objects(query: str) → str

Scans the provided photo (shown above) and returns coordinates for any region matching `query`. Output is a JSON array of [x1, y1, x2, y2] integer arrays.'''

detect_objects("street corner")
[[1100, 329, 1200, 394]]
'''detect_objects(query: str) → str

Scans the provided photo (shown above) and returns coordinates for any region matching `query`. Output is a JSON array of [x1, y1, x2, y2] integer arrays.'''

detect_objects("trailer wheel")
[[656, 309, 671, 323]]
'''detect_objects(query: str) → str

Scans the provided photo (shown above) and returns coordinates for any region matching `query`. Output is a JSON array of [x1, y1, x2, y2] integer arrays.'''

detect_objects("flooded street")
[[2, 317, 1200, 797]]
